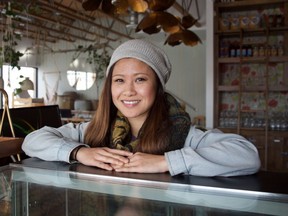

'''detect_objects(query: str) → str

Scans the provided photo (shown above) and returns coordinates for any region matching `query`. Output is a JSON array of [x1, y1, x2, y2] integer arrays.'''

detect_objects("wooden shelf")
[[240, 109, 267, 113], [215, 0, 287, 9], [216, 26, 288, 35], [217, 85, 288, 92], [214, 0, 288, 172], [218, 56, 288, 63], [218, 85, 239, 91]]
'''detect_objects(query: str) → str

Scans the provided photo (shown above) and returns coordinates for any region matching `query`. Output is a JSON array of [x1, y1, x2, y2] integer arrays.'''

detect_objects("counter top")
[[16, 157, 288, 195], [1, 158, 288, 216]]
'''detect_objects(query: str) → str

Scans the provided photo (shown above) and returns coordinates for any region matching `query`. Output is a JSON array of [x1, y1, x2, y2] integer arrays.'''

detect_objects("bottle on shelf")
[[229, 42, 236, 57], [278, 41, 284, 56], [242, 45, 247, 57], [247, 45, 253, 57], [220, 40, 229, 57], [235, 42, 241, 57], [253, 45, 259, 57]]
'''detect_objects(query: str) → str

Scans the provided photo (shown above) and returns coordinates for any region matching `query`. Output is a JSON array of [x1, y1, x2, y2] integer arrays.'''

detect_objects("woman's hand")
[[113, 152, 169, 173], [76, 147, 133, 171]]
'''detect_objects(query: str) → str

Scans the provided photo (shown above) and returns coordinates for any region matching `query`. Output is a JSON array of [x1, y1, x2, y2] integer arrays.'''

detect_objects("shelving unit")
[[214, 0, 288, 172]]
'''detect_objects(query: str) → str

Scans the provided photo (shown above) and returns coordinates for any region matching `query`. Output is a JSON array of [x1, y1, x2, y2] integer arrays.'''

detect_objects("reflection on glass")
[[67, 70, 96, 91], [12, 182, 263, 216]]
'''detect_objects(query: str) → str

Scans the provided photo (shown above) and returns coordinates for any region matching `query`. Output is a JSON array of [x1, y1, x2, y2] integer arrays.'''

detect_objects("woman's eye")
[[114, 78, 124, 83], [136, 77, 146, 82]]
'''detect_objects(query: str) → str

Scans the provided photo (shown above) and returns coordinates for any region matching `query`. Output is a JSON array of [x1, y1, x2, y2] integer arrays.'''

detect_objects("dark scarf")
[[110, 93, 191, 152]]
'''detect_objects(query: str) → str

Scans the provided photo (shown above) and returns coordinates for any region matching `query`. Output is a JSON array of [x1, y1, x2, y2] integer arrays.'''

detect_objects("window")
[[1, 65, 37, 107], [67, 70, 96, 91]]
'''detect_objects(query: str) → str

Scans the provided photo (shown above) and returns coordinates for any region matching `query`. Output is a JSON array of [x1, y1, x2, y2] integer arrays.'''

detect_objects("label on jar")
[[253, 46, 259, 57], [219, 18, 230, 31], [259, 46, 265, 56], [240, 16, 250, 29], [230, 17, 240, 30], [249, 15, 261, 29]]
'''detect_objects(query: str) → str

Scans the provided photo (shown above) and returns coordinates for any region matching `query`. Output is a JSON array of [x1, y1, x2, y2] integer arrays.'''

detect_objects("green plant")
[[13, 75, 24, 96], [0, 45, 24, 70]]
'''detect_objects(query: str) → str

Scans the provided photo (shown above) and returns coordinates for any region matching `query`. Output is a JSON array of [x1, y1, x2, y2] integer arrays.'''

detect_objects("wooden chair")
[[0, 89, 22, 162], [0, 137, 23, 160], [0, 105, 62, 165]]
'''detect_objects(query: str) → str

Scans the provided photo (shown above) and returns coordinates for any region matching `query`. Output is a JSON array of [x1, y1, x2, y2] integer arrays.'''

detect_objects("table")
[[1, 158, 288, 216]]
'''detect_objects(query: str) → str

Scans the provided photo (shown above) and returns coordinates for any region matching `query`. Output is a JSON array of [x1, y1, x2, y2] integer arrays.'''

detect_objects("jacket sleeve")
[[22, 122, 90, 163], [165, 126, 261, 177]]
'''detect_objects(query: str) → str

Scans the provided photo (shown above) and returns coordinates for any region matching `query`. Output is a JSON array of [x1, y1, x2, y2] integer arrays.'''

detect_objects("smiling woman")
[[22, 39, 260, 177]]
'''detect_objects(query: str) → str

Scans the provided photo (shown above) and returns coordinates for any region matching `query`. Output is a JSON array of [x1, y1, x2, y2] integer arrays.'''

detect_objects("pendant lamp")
[[21, 77, 34, 90]]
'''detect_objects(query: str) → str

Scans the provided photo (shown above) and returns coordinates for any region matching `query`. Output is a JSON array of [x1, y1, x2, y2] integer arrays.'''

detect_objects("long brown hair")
[[84, 66, 171, 154]]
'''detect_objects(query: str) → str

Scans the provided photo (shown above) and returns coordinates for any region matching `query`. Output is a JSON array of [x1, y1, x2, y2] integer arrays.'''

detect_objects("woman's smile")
[[122, 100, 140, 106]]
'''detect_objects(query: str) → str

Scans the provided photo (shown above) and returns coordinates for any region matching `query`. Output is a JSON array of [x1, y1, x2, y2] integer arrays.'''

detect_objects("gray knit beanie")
[[106, 39, 171, 87]]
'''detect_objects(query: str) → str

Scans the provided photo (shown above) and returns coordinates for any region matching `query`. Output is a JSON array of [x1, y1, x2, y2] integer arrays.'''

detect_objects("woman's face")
[[111, 58, 158, 125]]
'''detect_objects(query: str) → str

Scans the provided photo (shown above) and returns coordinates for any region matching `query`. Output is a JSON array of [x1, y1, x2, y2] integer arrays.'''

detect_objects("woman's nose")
[[123, 82, 136, 96]]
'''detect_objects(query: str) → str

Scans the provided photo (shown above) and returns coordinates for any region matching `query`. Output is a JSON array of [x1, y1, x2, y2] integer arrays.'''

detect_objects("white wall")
[[163, 35, 206, 120], [206, 0, 214, 129]]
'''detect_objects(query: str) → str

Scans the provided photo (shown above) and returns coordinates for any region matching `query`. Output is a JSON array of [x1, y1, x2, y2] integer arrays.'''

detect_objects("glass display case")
[[1, 158, 288, 216]]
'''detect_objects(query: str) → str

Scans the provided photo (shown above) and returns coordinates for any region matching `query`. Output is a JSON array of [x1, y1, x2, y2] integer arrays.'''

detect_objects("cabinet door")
[[246, 135, 266, 170], [268, 137, 288, 171]]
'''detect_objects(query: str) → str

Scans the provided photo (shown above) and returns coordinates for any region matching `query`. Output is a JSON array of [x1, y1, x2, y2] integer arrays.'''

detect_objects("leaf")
[[181, 14, 198, 29], [102, 0, 118, 14], [165, 29, 201, 47], [135, 12, 158, 32], [147, 0, 175, 11], [158, 12, 180, 33], [182, 30, 202, 46], [136, 11, 179, 34], [82, 0, 102, 11]]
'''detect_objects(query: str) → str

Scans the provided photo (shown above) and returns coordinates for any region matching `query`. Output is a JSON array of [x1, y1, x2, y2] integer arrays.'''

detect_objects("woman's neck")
[[128, 118, 145, 138]]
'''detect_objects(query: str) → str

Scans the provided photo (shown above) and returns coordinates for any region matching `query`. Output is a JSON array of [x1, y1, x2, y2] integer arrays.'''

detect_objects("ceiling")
[[0, 0, 204, 50]]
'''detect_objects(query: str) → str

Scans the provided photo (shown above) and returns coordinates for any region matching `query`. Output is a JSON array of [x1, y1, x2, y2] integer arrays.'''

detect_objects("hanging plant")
[[0, 2, 24, 70], [0, 44, 24, 70], [87, 48, 110, 80]]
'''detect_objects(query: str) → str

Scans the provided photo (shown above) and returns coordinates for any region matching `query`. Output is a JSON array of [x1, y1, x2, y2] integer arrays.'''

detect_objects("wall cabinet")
[[214, 0, 288, 172]]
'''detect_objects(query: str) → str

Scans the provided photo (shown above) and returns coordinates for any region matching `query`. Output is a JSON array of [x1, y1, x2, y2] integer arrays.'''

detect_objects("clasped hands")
[[76, 147, 168, 173]]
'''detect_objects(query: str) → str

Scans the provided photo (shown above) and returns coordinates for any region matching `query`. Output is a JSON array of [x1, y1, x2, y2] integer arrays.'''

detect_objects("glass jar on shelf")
[[259, 46, 265, 56], [277, 44, 284, 56], [253, 46, 259, 57]]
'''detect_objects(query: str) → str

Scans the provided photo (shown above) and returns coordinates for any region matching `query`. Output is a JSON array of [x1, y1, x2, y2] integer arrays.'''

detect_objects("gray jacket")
[[22, 122, 261, 177]]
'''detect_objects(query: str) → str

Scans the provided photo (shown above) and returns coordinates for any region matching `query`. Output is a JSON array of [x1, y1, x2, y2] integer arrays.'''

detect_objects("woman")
[[22, 39, 261, 177]]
